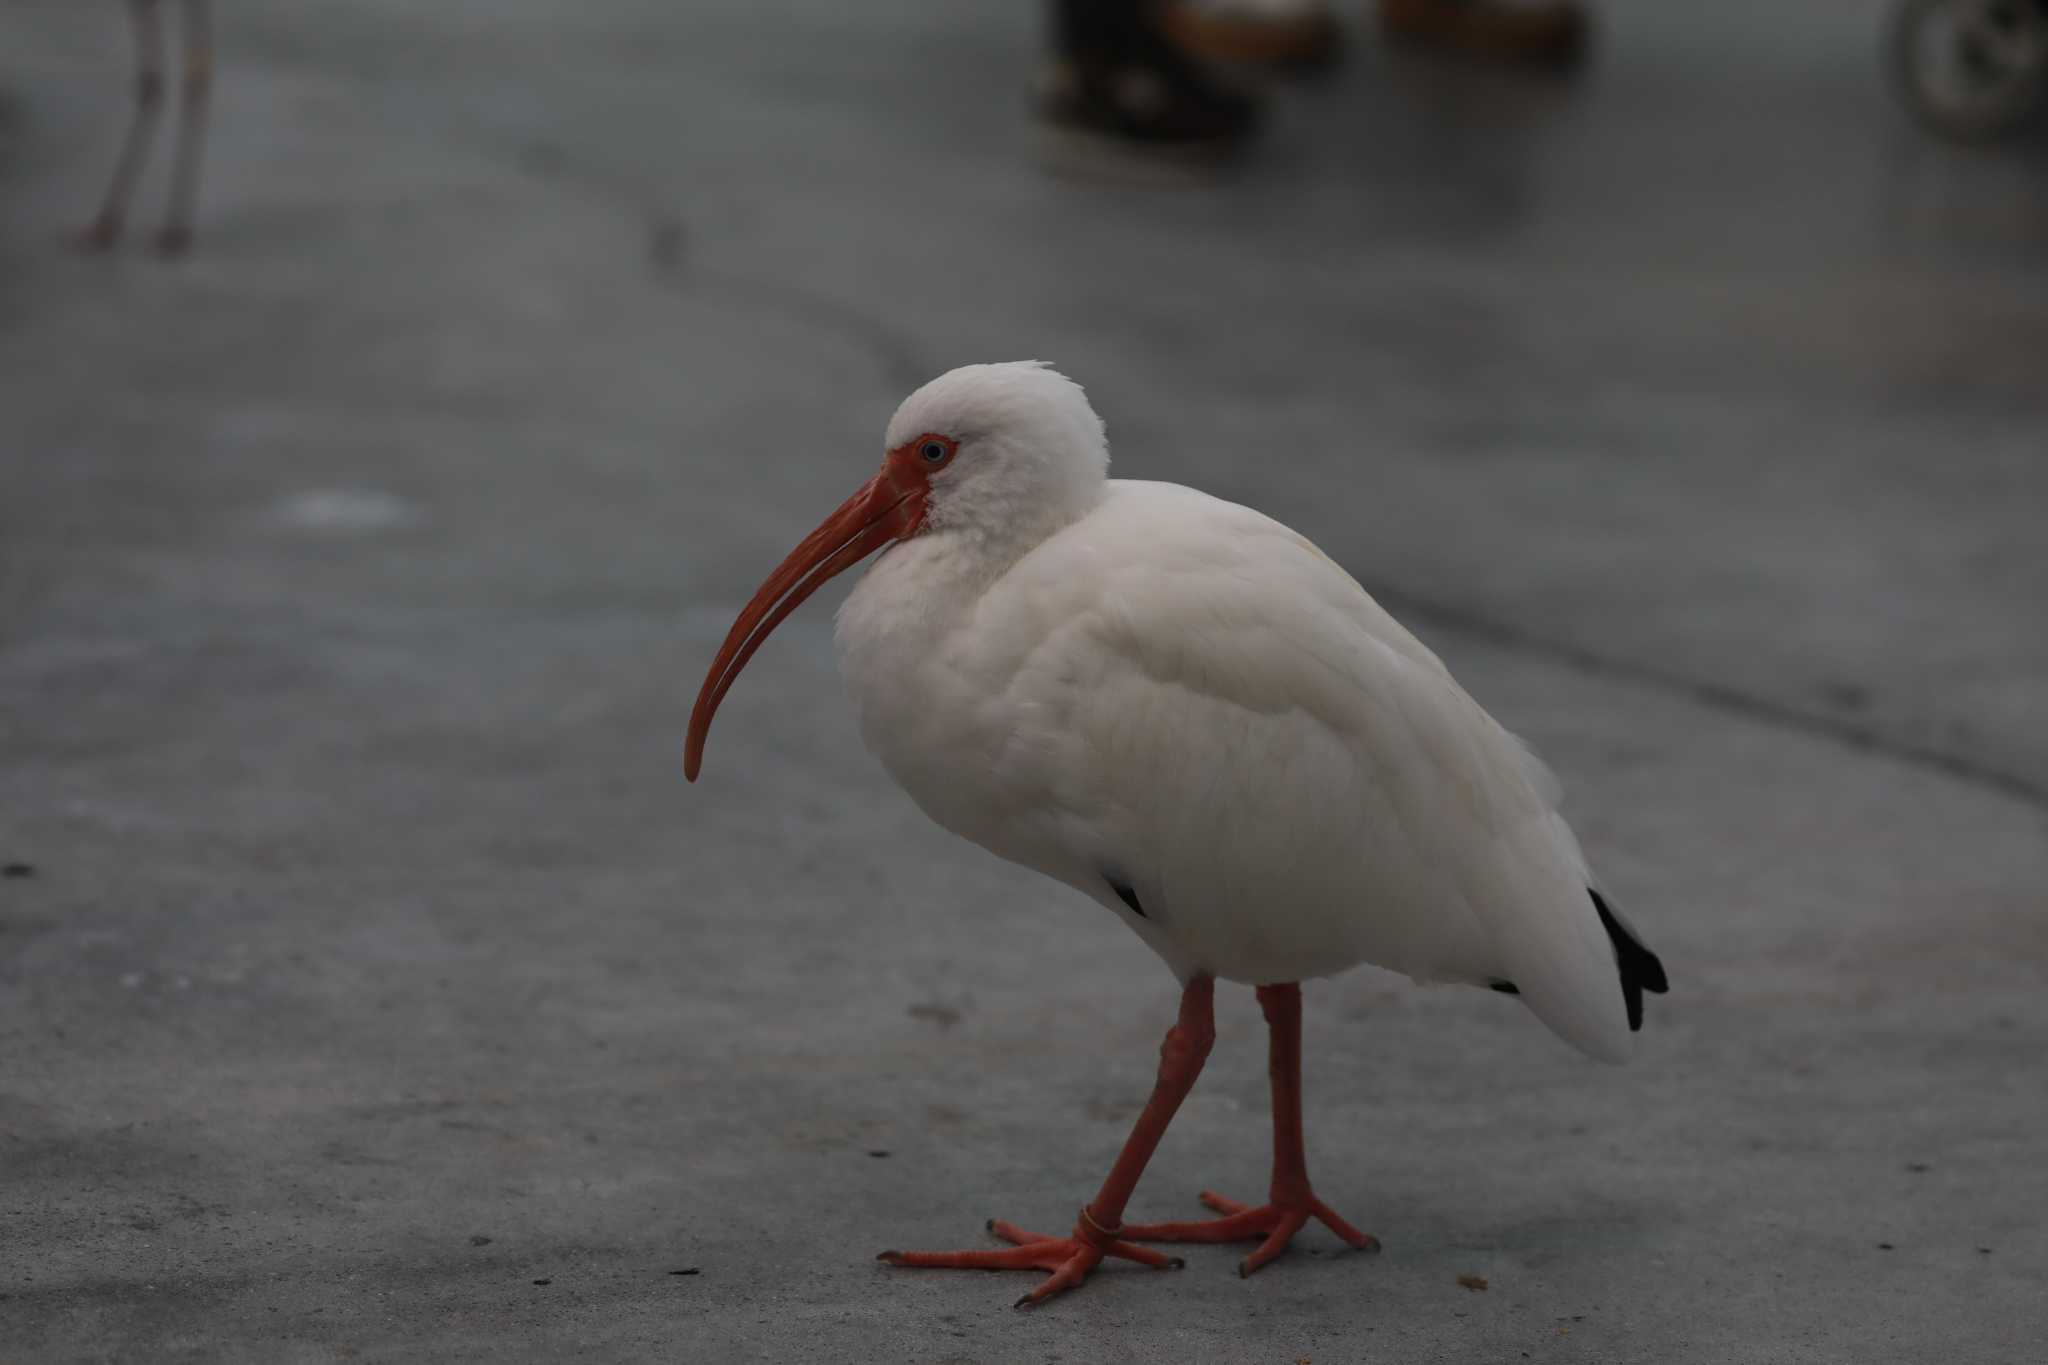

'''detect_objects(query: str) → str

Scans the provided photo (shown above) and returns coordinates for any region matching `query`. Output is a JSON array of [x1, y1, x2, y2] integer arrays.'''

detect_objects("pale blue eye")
[[921, 440, 948, 463]]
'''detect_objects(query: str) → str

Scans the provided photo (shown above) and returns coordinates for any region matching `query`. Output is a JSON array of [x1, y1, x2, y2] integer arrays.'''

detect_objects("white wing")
[[949, 480, 1635, 1060]]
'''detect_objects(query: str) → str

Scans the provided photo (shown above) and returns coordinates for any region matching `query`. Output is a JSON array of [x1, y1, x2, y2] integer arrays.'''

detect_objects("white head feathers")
[[884, 362, 1110, 552]]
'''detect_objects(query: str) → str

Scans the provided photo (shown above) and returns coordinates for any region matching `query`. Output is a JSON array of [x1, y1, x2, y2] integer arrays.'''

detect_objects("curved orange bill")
[[685, 469, 923, 781]]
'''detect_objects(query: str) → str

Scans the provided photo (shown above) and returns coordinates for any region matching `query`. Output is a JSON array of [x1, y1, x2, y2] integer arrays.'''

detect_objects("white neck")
[[832, 471, 1103, 742]]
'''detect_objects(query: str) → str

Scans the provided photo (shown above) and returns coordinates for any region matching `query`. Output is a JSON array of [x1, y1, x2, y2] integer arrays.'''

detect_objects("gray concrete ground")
[[3, 0, 2046, 1360]]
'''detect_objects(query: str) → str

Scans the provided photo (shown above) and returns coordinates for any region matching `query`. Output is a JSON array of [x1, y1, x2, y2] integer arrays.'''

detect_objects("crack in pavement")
[[1370, 582, 2048, 813], [502, 135, 929, 395]]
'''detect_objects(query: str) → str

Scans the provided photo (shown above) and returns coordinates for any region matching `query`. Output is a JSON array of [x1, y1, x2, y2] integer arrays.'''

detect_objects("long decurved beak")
[[685, 467, 923, 781]]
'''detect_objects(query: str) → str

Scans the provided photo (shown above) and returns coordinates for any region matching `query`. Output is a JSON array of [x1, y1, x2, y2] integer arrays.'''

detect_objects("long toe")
[[1239, 1208, 1309, 1277], [1014, 1246, 1099, 1308], [1119, 1206, 1271, 1242], [77, 217, 123, 251], [986, 1219, 1055, 1247], [1310, 1197, 1380, 1252], [1123, 1188, 1379, 1273], [878, 1243, 1067, 1272], [878, 1215, 1181, 1306]]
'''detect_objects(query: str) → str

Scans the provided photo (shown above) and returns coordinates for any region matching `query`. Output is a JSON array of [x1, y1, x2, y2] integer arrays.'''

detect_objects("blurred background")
[[2, 1, 2045, 1360]]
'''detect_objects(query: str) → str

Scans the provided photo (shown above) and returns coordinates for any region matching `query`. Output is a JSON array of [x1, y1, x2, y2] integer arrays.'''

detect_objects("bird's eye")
[[920, 439, 950, 464]]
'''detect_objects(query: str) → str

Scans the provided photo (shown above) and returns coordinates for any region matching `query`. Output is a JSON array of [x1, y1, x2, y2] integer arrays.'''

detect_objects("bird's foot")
[[877, 1212, 1183, 1308], [1122, 1189, 1379, 1276], [77, 215, 123, 252]]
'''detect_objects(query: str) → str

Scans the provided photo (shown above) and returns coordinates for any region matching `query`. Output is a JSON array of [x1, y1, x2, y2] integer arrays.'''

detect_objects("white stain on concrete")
[[271, 489, 422, 533]]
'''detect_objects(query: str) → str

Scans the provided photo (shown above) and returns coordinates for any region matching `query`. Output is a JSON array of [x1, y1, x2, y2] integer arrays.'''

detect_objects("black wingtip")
[[1590, 888, 1667, 1032], [1107, 878, 1148, 920]]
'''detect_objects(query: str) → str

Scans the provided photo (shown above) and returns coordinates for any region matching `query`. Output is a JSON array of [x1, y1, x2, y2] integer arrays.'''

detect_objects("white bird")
[[686, 361, 1666, 1307]]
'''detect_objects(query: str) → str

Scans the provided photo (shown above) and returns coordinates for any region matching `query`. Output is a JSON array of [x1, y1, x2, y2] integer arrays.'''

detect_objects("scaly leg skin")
[[878, 976, 1216, 1307], [1123, 982, 1379, 1276], [80, 0, 167, 250]]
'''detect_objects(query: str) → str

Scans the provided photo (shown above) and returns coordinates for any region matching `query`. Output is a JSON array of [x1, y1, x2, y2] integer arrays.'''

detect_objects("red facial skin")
[[684, 433, 957, 781]]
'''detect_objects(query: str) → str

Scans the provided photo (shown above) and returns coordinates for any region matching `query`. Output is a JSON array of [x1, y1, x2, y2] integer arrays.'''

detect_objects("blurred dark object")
[[1889, 0, 2048, 141], [80, 0, 213, 255], [1377, 0, 1588, 67], [1160, 0, 1346, 70], [1159, 0, 1586, 71], [1039, 0, 1264, 164]]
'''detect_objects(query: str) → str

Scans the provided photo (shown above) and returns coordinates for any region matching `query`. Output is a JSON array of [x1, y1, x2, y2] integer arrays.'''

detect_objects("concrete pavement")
[[3, 1, 2045, 1359]]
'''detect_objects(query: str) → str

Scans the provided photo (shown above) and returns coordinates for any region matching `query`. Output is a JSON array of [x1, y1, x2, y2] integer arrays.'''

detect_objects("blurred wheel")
[[1890, 0, 2048, 141]]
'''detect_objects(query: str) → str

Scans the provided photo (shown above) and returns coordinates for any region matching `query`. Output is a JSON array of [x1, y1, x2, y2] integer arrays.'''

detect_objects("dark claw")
[[1012, 1292, 1034, 1310], [1167, 1256, 1186, 1270], [876, 1251, 900, 1263], [984, 1218, 996, 1232]]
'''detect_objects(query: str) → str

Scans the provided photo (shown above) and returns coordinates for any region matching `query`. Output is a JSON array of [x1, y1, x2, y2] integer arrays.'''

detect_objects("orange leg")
[[878, 976, 1215, 1307], [1123, 982, 1378, 1276]]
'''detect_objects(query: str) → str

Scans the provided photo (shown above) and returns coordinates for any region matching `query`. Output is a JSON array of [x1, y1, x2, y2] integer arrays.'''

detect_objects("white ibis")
[[686, 362, 1666, 1307]]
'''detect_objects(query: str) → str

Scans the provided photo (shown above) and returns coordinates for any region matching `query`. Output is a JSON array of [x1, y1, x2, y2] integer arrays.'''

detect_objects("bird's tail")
[[1589, 889, 1668, 1032]]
